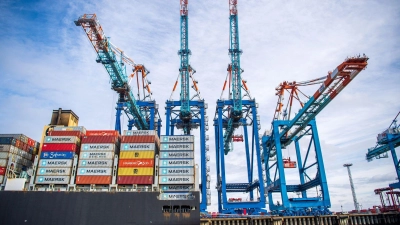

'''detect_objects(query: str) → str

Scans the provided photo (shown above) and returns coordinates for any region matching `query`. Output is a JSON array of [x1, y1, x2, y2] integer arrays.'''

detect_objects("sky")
[[0, 0, 400, 213]]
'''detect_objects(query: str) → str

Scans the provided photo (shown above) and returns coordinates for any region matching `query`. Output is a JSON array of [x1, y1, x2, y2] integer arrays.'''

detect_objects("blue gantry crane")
[[165, 0, 210, 212], [75, 14, 161, 135], [366, 111, 400, 189], [262, 56, 369, 215], [214, 0, 266, 215]]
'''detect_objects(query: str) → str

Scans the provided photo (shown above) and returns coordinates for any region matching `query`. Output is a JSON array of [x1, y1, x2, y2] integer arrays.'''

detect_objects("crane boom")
[[279, 56, 368, 146], [229, 0, 243, 116], [74, 14, 148, 130], [178, 0, 192, 131], [223, 0, 244, 154]]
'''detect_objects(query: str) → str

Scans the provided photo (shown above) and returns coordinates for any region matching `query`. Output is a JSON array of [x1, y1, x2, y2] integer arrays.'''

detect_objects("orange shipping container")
[[119, 151, 154, 159], [75, 175, 112, 184], [15, 139, 21, 148], [118, 159, 154, 167], [121, 135, 160, 145]]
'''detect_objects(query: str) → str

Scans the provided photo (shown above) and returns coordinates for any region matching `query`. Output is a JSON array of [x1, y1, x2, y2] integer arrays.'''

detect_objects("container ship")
[[0, 109, 200, 225]]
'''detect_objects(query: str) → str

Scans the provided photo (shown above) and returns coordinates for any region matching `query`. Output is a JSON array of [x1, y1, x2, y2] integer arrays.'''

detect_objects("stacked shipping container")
[[35, 128, 84, 185], [0, 134, 39, 183], [117, 130, 160, 185], [76, 130, 119, 184], [159, 135, 196, 200]]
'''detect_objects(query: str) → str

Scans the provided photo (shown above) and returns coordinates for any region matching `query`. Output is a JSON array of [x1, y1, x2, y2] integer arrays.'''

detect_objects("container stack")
[[117, 130, 160, 185], [76, 130, 119, 185], [35, 127, 84, 185], [158, 135, 195, 200], [0, 134, 39, 183]]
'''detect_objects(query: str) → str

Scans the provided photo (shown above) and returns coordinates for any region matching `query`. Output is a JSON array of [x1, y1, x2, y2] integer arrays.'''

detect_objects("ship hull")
[[0, 191, 200, 225]]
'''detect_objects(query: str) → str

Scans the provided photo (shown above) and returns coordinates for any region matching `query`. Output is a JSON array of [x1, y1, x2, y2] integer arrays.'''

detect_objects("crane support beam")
[[263, 119, 331, 215], [75, 14, 149, 131]]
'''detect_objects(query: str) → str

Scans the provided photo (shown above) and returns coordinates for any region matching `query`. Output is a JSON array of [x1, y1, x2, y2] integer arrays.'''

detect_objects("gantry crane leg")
[[264, 119, 331, 216], [165, 100, 209, 211], [214, 100, 266, 214]]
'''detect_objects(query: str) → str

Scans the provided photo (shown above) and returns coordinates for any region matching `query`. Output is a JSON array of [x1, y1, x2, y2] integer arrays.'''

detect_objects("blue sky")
[[1, 0, 400, 212]]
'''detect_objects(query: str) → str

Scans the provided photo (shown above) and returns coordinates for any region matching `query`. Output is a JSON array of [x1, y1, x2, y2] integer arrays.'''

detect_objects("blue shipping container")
[[40, 151, 75, 159], [0, 137, 16, 145]]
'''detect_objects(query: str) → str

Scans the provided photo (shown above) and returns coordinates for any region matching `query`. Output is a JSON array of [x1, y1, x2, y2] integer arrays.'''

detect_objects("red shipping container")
[[75, 175, 112, 184], [85, 130, 119, 137], [41, 143, 78, 152], [118, 159, 154, 168], [20, 142, 25, 151], [81, 136, 119, 144], [0, 167, 5, 175], [117, 175, 153, 184], [121, 136, 157, 143], [27, 138, 35, 147], [23, 143, 29, 152], [48, 131, 82, 137]]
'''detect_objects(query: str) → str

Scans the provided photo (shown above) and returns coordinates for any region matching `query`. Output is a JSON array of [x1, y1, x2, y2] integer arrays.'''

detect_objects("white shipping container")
[[53, 126, 86, 134], [10, 146, 17, 154], [37, 167, 71, 176], [159, 192, 195, 200], [0, 145, 12, 152], [159, 151, 194, 159], [160, 143, 194, 151], [121, 143, 156, 151], [159, 159, 194, 167], [8, 153, 21, 162], [81, 144, 116, 152], [43, 136, 80, 144], [0, 159, 7, 167], [0, 152, 9, 159], [39, 159, 73, 168], [160, 135, 194, 143], [159, 175, 194, 184], [78, 159, 113, 168], [160, 168, 194, 176], [123, 130, 156, 136], [35, 176, 70, 184], [79, 151, 114, 160], [77, 167, 112, 176], [159, 184, 194, 192]]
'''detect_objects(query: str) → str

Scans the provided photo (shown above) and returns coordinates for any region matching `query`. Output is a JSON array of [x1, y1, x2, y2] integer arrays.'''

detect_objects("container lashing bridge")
[[366, 111, 400, 189], [262, 56, 369, 216], [213, 0, 266, 215], [75, 14, 161, 135], [165, 0, 210, 212]]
